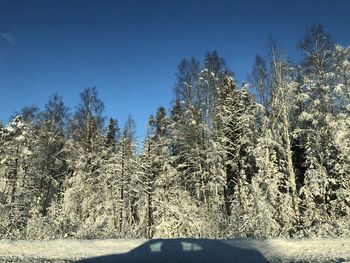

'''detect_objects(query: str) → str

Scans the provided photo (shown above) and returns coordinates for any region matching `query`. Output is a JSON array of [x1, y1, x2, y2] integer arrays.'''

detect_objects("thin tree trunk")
[[282, 108, 300, 223]]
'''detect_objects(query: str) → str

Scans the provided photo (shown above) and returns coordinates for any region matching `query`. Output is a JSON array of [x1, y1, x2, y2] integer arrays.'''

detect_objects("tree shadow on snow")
[[74, 238, 271, 263]]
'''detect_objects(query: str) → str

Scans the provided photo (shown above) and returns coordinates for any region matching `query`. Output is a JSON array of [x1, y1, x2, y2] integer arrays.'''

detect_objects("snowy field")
[[0, 238, 349, 263]]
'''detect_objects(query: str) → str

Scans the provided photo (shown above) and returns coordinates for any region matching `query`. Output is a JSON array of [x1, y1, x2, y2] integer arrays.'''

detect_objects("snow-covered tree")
[[268, 40, 301, 234], [25, 94, 69, 239], [295, 24, 345, 236], [216, 76, 258, 236], [61, 88, 108, 238], [1, 30, 350, 240], [0, 116, 35, 238], [115, 115, 139, 236], [106, 117, 120, 151]]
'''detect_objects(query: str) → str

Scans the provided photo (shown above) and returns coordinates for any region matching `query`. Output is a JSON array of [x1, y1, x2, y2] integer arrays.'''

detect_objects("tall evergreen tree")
[[216, 76, 258, 236], [106, 117, 120, 151]]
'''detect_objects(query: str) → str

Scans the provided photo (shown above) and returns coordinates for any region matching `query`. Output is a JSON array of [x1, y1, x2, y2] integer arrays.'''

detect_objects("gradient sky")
[[0, 0, 350, 139]]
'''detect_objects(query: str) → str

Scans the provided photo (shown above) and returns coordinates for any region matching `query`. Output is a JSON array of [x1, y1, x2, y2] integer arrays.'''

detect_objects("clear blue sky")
[[0, 0, 350, 140]]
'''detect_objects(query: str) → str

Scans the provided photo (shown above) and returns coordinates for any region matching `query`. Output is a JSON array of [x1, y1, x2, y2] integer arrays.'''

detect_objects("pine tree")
[[106, 118, 120, 151], [216, 76, 258, 236], [138, 107, 177, 237]]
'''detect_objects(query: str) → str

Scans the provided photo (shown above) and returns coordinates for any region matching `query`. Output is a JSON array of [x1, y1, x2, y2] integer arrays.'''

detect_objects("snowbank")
[[0, 238, 348, 263]]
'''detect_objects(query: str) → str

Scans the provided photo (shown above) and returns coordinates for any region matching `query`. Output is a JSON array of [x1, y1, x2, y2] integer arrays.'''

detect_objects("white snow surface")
[[0, 238, 349, 262], [0, 239, 145, 262]]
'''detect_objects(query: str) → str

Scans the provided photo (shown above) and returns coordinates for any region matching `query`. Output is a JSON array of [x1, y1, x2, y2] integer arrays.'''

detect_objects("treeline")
[[0, 24, 349, 239]]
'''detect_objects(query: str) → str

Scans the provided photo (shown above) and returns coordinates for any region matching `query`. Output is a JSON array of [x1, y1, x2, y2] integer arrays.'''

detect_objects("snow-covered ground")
[[0, 238, 349, 263]]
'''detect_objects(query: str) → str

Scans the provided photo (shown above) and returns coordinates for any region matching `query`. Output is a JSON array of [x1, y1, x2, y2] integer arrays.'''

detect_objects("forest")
[[0, 24, 349, 240]]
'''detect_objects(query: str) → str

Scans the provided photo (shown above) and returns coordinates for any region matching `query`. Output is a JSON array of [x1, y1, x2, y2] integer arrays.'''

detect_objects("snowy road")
[[0, 238, 349, 263]]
